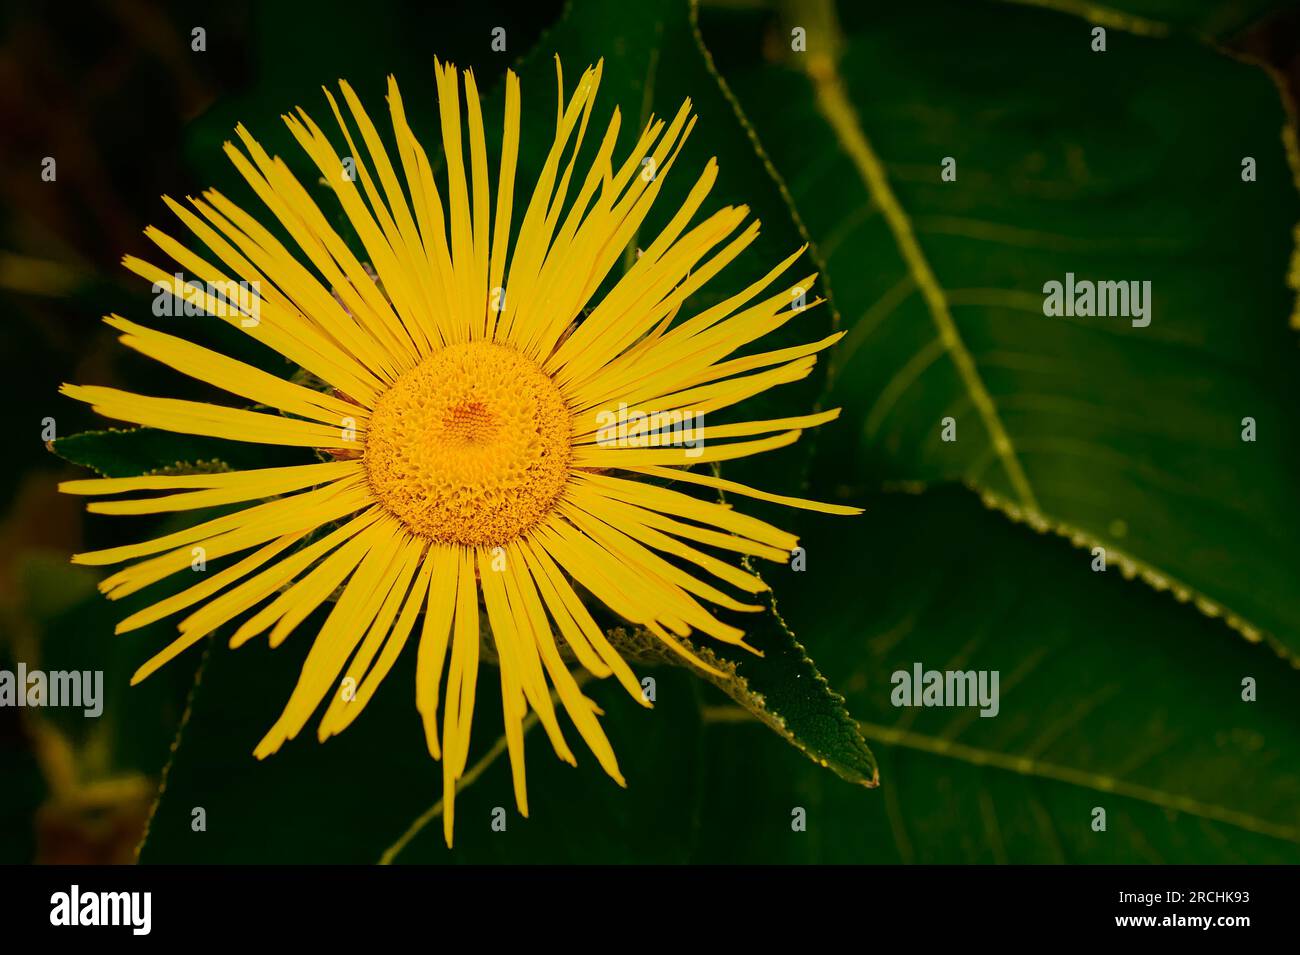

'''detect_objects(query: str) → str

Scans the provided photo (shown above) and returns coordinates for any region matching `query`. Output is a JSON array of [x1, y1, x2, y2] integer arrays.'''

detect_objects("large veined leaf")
[[690, 486, 1300, 863], [699, 0, 1300, 659]]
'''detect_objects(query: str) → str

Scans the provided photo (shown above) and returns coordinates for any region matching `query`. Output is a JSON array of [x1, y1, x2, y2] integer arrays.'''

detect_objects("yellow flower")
[[59, 59, 857, 846]]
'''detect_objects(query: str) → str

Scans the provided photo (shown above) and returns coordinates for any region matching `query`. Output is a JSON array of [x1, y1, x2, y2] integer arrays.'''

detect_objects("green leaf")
[[607, 572, 879, 788], [700, 0, 1300, 658], [51, 427, 315, 478], [690, 486, 1300, 862]]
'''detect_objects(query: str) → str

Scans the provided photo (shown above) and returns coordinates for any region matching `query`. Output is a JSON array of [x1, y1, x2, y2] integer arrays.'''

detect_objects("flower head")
[[60, 59, 857, 845]]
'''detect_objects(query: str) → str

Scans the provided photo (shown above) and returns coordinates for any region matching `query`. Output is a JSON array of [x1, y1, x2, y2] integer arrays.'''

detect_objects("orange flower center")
[[364, 341, 572, 545]]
